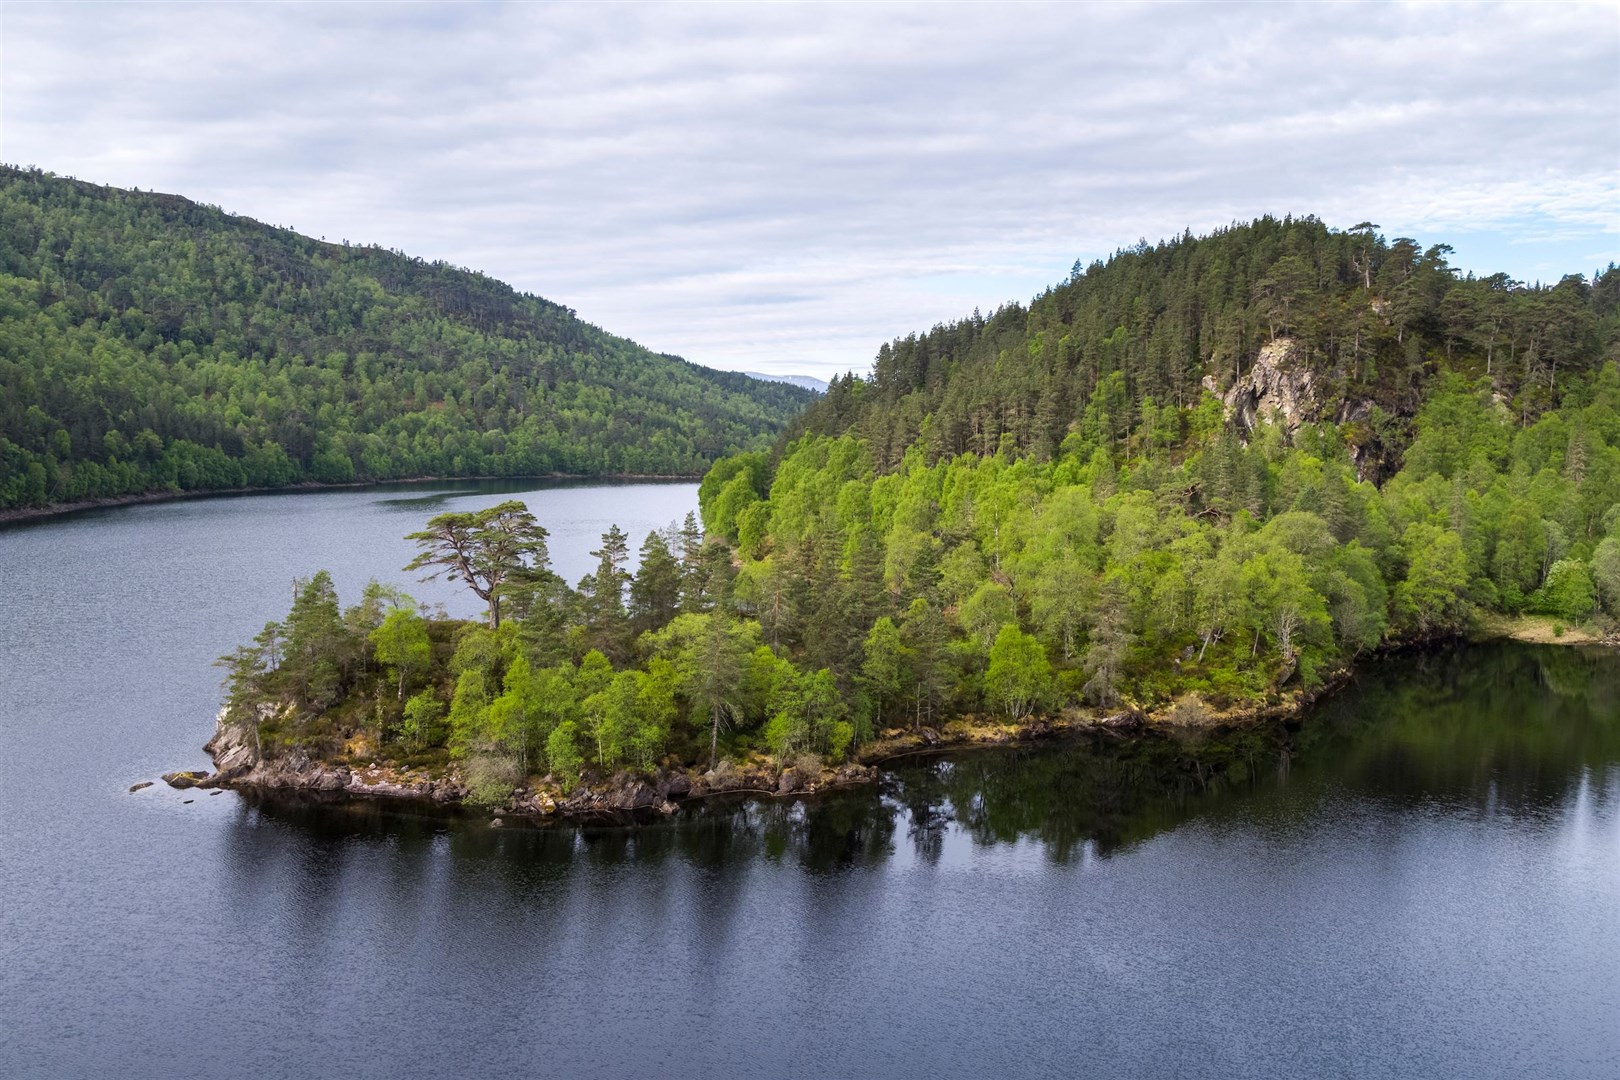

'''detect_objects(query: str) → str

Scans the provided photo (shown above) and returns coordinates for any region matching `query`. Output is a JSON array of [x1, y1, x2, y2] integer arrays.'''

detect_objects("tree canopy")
[[0, 166, 813, 511]]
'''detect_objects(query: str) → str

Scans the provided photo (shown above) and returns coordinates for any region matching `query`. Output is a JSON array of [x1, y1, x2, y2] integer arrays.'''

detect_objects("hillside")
[[0, 166, 813, 511], [201, 216, 1620, 809], [682, 218, 1620, 746], [795, 217, 1618, 478]]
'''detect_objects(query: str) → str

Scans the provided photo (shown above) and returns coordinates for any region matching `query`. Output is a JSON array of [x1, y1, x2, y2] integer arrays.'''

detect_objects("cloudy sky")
[[2, 2, 1616, 380]]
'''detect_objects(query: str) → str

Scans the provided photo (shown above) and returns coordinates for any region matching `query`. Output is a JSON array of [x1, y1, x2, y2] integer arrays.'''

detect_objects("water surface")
[[1, 484, 1616, 1078]]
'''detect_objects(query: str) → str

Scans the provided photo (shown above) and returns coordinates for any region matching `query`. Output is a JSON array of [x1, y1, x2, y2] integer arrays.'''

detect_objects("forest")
[[0, 166, 813, 510], [217, 218, 1620, 806]]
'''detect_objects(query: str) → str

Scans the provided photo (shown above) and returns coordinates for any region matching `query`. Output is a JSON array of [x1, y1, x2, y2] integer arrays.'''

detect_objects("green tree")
[[400, 689, 443, 752], [577, 525, 631, 657], [1082, 578, 1129, 707], [405, 500, 553, 628], [1394, 524, 1472, 633], [1530, 560, 1596, 621], [859, 616, 908, 728], [985, 624, 1056, 717], [282, 570, 348, 710], [899, 598, 950, 728], [629, 530, 683, 635], [369, 606, 431, 699], [1592, 536, 1620, 619]]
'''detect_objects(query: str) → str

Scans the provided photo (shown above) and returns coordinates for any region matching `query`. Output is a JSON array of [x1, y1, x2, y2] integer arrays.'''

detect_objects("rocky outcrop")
[[188, 710, 872, 821], [198, 711, 462, 804], [1212, 337, 1317, 435]]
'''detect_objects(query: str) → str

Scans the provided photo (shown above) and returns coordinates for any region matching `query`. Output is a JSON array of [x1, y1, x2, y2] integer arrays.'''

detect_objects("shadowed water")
[[1, 484, 1617, 1078]]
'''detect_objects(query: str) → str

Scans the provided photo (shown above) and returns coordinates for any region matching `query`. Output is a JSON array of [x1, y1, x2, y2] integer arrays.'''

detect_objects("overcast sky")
[[2, 2, 1616, 380]]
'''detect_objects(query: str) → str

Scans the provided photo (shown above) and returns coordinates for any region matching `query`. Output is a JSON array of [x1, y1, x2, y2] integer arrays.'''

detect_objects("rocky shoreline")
[[168, 712, 888, 822], [153, 625, 1615, 824], [158, 698, 1261, 824]]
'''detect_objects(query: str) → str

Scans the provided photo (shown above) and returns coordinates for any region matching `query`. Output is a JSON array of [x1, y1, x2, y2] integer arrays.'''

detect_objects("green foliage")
[[1530, 560, 1596, 622], [545, 721, 585, 787], [400, 690, 443, 752], [406, 501, 554, 628], [0, 167, 811, 511], [985, 624, 1056, 717], [1593, 536, 1620, 620], [214, 218, 1620, 791], [370, 606, 430, 699], [1394, 524, 1472, 633]]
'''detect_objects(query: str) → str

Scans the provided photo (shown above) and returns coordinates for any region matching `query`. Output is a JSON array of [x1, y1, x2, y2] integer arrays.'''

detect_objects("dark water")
[[2, 485, 1618, 1079]]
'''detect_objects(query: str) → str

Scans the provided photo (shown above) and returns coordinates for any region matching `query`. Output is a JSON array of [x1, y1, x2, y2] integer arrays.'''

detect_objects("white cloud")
[[2, 1, 1616, 379]]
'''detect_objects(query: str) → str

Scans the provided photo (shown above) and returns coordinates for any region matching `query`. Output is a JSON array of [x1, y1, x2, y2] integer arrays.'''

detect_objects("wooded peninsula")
[[189, 215, 1620, 817]]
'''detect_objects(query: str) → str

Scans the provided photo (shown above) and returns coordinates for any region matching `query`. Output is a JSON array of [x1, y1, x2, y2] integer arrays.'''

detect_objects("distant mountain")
[[744, 371, 828, 394], [0, 166, 816, 511]]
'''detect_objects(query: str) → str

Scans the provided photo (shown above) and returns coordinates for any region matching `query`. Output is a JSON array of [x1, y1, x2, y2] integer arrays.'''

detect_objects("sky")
[[2, 2, 1617, 381]]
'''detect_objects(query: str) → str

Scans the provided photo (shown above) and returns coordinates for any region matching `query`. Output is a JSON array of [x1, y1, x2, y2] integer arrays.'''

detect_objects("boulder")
[[128, 781, 153, 793], [162, 770, 208, 789], [777, 770, 803, 795]]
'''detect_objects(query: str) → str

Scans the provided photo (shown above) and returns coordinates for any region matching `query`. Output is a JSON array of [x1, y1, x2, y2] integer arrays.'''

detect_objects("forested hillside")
[[682, 218, 1620, 748], [0, 166, 812, 511], [214, 218, 1620, 804], [798, 217, 1616, 476]]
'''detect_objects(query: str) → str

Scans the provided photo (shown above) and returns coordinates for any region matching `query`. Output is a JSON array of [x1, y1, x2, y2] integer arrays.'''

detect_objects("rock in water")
[[129, 781, 153, 793], [162, 770, 208, 789]]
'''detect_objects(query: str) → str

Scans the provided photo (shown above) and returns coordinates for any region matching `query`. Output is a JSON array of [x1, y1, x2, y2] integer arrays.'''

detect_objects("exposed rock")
[[661, 773, 692, 799], [1223, 337, 1316, 435], [128, 781, 153, 793], [704, 760, 742, 791], [1098, 710, 1146, 732], [490, 818, 504, 828], [834, 763, 877, 785], [777, 769, 803, 795], [162, 770, 208, 789], [616, 779, 657, 810]]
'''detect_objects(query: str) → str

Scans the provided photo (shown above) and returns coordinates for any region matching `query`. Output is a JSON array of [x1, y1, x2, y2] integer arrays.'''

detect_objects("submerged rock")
[[128, 781, 153, 793]]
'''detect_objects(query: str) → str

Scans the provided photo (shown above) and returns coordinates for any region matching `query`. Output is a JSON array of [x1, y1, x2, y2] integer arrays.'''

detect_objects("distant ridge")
[[0, 165, 816, 512], [744, 371, 829, 394]]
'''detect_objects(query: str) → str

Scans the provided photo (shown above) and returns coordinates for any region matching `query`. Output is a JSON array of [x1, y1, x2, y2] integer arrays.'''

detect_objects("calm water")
[[1, 483, 1617, 1079]]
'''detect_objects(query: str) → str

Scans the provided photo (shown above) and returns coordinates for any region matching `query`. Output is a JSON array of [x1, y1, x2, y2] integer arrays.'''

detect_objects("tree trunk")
[[709, 705, 720, 769]]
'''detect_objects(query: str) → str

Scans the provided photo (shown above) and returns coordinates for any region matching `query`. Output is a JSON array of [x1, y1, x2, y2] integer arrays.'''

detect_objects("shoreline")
[[155, 625, 1615, 825], [0, 472, 703, 527]]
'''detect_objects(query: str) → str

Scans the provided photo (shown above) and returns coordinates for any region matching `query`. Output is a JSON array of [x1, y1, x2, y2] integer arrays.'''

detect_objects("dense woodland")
[[220, 218, 1620, 805], [0, 167, 812, 510]]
